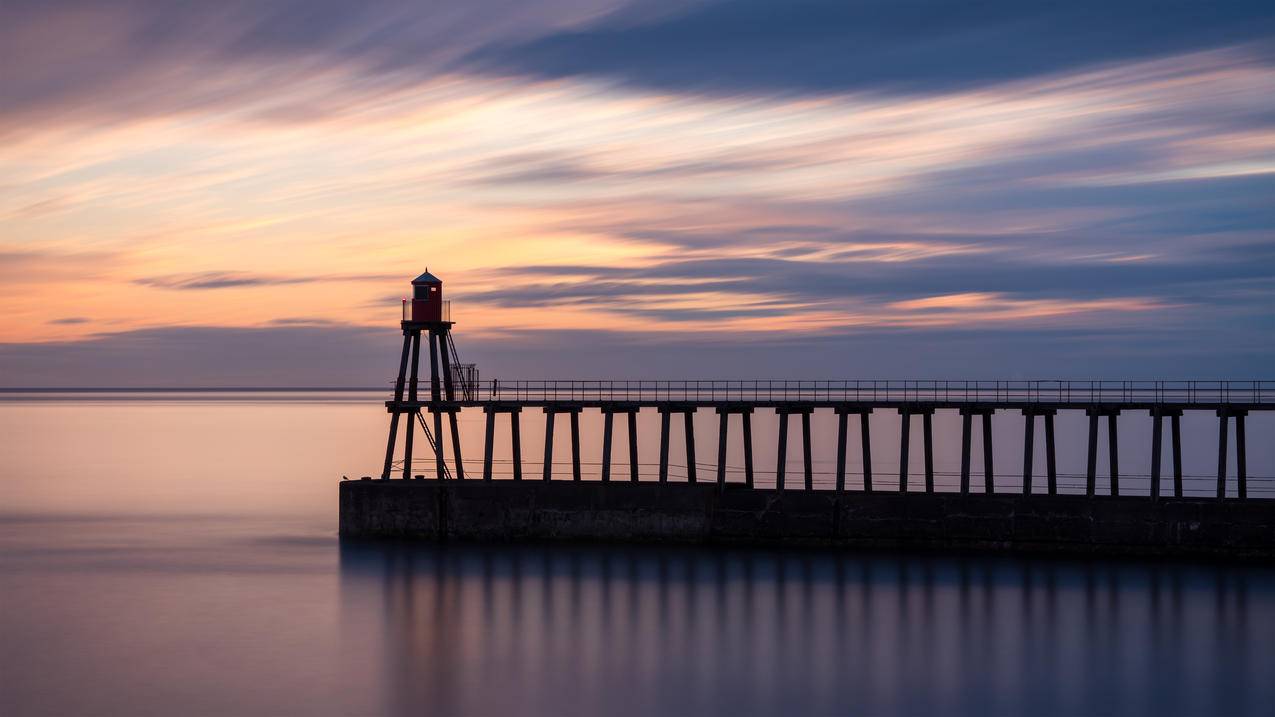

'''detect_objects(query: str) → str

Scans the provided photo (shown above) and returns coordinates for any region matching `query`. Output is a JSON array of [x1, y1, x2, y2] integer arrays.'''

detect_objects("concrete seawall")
[[339, 480, 1275, 559]]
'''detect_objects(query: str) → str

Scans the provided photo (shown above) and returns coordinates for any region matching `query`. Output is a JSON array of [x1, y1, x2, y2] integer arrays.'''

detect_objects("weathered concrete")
[[339, 479, 1275, 560]]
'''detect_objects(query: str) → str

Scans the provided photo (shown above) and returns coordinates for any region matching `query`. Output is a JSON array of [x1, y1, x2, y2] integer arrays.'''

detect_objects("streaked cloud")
[[1, 0, 1272, 381]]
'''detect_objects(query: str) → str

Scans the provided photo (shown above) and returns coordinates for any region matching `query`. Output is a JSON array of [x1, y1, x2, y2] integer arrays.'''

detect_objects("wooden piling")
[[982, 411, 994, 494]]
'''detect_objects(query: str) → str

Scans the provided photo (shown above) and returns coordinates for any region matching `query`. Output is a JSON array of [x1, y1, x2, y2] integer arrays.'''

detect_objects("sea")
[[1, 391, 1272, 716]]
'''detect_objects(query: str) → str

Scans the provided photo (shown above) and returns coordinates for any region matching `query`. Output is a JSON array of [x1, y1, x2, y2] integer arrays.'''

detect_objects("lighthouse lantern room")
[[407, 270, 445, 323]]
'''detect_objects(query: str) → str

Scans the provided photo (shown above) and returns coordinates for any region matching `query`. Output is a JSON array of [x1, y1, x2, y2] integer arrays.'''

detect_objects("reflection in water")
[[340, 542, 1275, 717]]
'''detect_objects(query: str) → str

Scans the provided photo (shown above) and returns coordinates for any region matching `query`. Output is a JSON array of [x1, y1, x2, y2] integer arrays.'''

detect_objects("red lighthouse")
[[406, 270, 446, 323]]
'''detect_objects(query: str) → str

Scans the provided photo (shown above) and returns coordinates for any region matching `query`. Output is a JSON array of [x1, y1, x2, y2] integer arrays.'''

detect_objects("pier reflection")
[[339, 543, 1275, 717]]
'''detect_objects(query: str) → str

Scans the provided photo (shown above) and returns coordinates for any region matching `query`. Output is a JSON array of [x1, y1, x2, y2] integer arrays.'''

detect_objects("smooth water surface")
[[1, 393, 1273, 716]]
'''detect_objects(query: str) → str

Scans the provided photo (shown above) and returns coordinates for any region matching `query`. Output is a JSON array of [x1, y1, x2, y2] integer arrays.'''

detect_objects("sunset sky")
[[2, 0, 1273, 385]]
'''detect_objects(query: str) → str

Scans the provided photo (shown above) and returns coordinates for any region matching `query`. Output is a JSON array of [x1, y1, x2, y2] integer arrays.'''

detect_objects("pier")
[[341, 272, 1275, 557]]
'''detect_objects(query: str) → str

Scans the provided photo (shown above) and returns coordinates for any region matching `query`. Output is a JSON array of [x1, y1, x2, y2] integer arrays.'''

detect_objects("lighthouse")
[[382, 271, 471, 480]]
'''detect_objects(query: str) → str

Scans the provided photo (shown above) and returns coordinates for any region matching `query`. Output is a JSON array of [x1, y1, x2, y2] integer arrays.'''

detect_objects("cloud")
[[4, 321, 1272, 387], [133, 271, 398, 290], [468, 0, 1275, 96]]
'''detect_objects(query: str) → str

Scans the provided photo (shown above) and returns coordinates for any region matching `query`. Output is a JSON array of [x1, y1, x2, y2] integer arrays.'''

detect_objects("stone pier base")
[[339, 479, 1275, 559]]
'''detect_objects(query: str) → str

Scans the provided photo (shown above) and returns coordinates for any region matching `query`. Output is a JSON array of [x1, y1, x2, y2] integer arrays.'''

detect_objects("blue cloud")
[[468, 0, 1275, 95]]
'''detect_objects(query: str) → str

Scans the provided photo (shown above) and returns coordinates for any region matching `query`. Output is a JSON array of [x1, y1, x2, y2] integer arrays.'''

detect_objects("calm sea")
[[1, 392, 1273, 716]]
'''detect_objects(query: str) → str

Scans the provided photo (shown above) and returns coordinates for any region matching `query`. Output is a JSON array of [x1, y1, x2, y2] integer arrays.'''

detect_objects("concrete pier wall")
[[339, 480, 1275, 559]]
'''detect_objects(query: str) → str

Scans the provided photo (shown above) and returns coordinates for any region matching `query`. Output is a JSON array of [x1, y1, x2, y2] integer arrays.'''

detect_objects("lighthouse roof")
[[411, 270, 442, 285]]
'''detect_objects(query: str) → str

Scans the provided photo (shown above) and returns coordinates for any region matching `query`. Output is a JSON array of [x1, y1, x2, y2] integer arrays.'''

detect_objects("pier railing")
[[472, 379, 1274, 405]]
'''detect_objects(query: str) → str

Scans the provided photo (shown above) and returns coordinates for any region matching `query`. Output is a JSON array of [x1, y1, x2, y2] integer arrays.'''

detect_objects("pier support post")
[[802, 410, 813, 490], [433, 409, 446, 481], [861, 411, 873, 492], [922, 409, 934, 493], [1171, 411, 1183, 497], [716, 410, 728, 489], [543, 410, 556, 481], [484, 408, 496, 480], [1108, 411, 1120, 496], [684, 410, 697, 484], [1022, 410, 1035, 494], [570, 410, 581, 481], [601, 410, 614, 482], [541, 407, 582, 482], [657, 406, 694, 482], [1086, 410, 1099, 496], [511, 410, 523, 481], [381, 331, 414, 479], [402, 409, 415, 479], [481, 405, 522, 481], [1085, 408, 1120, 496], [659, 409, 670, 483], [1045, 412, 1057, 495], [1150, 409, 1163, 500], [1237, 411, 1247, 500], [627, 411, 639, 482], [776, 410, 789, 491], [982, 411, 994, 494], [1215, 409, 1247, 500], [1020, 408, 1055, 495], [835, 409, 848, 493], [1217, 409, 1228, 500], [898, 409, 911, 493], [714, 406, 752, 489], [959, 410, 972, 494], [448, 410, 464, 480], [776, 406, 814, 490]]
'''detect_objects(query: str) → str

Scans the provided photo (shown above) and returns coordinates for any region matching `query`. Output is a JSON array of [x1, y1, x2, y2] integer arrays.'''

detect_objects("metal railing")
[[462, 379, 1274, 405], [401, 299, 451, 322]]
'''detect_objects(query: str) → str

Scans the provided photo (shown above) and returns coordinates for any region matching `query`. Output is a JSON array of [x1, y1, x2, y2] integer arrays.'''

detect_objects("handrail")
[[386, 379, 1274, 405]]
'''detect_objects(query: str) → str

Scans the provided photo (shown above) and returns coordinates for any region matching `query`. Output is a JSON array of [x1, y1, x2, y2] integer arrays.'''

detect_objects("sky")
[[2, 0, 1274, 385]]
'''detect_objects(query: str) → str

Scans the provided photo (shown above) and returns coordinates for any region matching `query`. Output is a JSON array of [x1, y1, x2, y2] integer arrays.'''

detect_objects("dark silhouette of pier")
[[344, 272, 1275, 555]]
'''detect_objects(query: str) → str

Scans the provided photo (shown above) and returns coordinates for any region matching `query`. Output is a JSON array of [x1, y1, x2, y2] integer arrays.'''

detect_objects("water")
[[2, 393, 1273, 716]]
